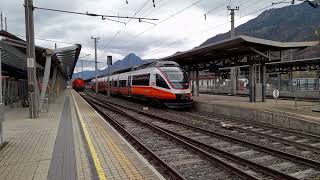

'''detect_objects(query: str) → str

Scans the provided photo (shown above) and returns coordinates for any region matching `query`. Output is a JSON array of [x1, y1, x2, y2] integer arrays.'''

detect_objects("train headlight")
[[176, 94, 188, 100]]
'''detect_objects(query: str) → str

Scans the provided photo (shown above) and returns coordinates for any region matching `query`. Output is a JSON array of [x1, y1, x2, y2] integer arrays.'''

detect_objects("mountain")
[[73, 53, 155, 80], [201, 2, 320, 48]]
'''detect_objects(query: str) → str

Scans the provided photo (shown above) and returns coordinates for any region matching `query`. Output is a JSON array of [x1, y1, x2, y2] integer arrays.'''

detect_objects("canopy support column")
[[50, 66, 57, 102], [191, 71, 195, 96], [195, 67, 199, 96], [316, 71, 320, 90], [230, 67, 237, 95], [0, 48, 2, 104], [249, 62, 266, 102], [249, 64, 256, 102], [278, 73, 282, 90], [39, 55, 51, 111], [0, 105, 3, 145], [260, 63, 266, 102], [289, 69, 293, 92], [0, 47, 3, 145]]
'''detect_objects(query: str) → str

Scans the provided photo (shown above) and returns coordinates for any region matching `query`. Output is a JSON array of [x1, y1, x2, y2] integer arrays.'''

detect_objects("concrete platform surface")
[[193, 94, 320, 135], [194, 94, 320, 119], [0, 89, 163, 180]]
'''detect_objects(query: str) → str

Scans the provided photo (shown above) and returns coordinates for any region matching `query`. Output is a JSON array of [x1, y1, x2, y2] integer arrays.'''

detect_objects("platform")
[[193, 94, 320, 135], [0, 89, 163, 180]]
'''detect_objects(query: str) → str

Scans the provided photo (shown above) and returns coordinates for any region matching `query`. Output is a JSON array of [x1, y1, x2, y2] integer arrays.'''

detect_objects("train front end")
[[72, 78, 85, 91], [156, 62, 193, 108]]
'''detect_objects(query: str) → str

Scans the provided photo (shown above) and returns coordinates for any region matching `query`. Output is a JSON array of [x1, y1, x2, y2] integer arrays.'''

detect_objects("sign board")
[[27, 58, 35, 68], [45, 48, 54, 55], [269, 74, 278, 78], [107, 56, 112, 66], [273, 89, 280, 98], [273, 89, 279, 104]]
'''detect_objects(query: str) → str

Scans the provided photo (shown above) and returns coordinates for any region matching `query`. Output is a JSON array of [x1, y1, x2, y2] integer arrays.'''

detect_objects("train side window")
[[156, 74, 170, 89], [119, 80, 127, 87], [113, 80, 118, 87], [132, 74, 150, 86]]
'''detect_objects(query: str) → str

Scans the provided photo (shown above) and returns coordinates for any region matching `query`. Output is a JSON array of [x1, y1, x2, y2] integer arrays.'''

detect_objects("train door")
[[128, 76, 132, 97]]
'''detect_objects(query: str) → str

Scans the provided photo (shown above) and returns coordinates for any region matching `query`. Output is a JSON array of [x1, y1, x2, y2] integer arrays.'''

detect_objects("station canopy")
[[0, 30, 81, 79], [53, 45, 81, 80], [266, 57, 320, 73], [160, 35, 319, 71]]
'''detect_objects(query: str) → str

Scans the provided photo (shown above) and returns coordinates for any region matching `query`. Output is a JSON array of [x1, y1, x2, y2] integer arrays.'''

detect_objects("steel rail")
[[82, 95, 185, 180], [88, 93, 320, 170], [168, 111, 320, 154], [190, 110, 320, 141], [158, 126, 299, 180], [82, 94, 260, 180]]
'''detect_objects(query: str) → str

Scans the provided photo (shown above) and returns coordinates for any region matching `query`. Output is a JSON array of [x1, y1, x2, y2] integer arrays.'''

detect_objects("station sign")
[[269, 74, 278, 78], [27, 58, 35, 68]]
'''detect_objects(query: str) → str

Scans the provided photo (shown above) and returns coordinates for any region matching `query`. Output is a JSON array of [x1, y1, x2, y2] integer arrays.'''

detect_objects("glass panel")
[[160, 67, 189, 89], [156, 74, 170, 89], [132, 74, 150, 86]]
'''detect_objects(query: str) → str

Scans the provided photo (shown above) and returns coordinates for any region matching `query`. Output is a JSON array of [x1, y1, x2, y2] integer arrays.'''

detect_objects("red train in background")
[[72, 78, 85, 91]]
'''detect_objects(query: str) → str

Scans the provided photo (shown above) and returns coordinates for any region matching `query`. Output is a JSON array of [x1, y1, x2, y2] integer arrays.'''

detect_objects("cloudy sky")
[[1, 0, 292, 72]]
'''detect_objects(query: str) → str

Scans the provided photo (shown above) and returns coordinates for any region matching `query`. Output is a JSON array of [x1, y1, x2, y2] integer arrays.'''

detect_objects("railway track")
[[82, 94, 254, 180], [173, 110, 320, 154], [82, 92, 320, 179], [94, 93, 320, 160]]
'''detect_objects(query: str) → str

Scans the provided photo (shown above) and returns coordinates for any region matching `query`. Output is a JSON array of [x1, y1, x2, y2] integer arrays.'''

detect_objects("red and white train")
[[91, 61, 193, 108]]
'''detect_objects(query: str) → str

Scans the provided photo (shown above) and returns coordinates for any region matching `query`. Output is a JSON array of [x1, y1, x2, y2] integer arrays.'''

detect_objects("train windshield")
[[160, 67, 189, 89]]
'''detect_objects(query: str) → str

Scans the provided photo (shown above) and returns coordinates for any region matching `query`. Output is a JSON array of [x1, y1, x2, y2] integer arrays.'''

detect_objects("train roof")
[[111, 61, 180, 75]]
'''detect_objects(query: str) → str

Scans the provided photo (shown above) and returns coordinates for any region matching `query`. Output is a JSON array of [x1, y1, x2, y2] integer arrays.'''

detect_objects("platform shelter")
[[160, 35, 318, 102], [0, 30, 81, 145]]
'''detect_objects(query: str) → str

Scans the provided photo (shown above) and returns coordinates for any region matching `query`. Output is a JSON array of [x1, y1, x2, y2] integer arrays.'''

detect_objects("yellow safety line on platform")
[[71, 92, 107, 180], [88, 110, 144, 179]]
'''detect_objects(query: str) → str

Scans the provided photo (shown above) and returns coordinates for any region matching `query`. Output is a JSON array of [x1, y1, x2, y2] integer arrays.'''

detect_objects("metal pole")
[[91, 37, 99, 93], [81, 61, 84, 79], [316, 71, 320, 90], [230, 9, 235, 38], [107, 65, 110, 96], [196, 68, 199, 96], [0, 48, 2, 104], [4, 17, 7, 31], [0, 12, 3, 30], [25, 0, 38, 118], [227, 6, 239, 38], [295, 90, 298, 109]]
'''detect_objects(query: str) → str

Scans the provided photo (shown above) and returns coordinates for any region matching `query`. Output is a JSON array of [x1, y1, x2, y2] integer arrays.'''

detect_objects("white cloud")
[[1, 0, 293, 72]]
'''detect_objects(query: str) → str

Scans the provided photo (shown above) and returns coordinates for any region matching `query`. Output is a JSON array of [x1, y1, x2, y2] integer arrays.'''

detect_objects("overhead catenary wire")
[[15, 34, 77, 45], [204, 1, 231, 20], [132, 0, 203, 39], [142, 0, 247, 55], [98, 0, 152, 51], [143, 0, 289, 57], [140, 0, 168, 17], [33, 6, 159, 21]]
